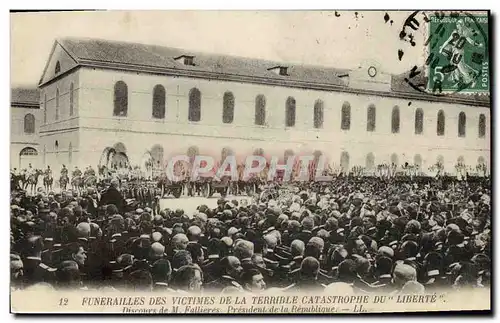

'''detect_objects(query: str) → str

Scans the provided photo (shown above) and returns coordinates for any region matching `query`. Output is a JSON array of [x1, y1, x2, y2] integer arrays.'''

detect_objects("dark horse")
[[59, 174, 69, 191], [25, 169, 43, 195], [43, 173, 54, 192]]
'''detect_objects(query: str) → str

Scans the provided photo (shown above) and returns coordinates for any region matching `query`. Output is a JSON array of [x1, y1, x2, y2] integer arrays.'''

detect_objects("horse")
[[26, 169, 42, 195], [43, 173, 54, 193], [71, 175, 82, 194], [59, 174, 69, 191]]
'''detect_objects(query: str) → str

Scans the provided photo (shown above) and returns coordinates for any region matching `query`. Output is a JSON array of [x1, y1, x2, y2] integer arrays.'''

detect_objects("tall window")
[[313, 100, 324, 129], [221, 147, 234, 161], [437, 110, 445, 136], [391, 106, 400, 133], [341, 102, 351, 130], [391, 153, 399, 167], [188, 88, 201, 122], [367, 104, 376, 132], [437, 155, 444, 166], [24, 114, 35, 134], [255, 95, 266, 126], [187, 146, 199, 161], [43, 94, 47, 124], [69, 83, 74, 116], [479, 114, 486, 138], [285, 97, 296, 127], [55, 61, 61, 75], [414, 154, 422, 168], [415, 108, 424, 134], [340, 151, 350, 173], [113, 81, 128, 117], [366, 153, 375, 171], [152, 85, 166, 119], [55, 88, 60, 120], [458, 112, 466, 137], [222, 91, 235, 124]]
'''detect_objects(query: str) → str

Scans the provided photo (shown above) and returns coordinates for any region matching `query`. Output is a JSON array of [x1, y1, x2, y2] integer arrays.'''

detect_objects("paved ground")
[[159, 194, 254, 216]]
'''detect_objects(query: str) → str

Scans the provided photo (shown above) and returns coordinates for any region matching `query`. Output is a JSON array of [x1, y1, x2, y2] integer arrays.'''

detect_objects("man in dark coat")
[[99, 179, 125, 214]]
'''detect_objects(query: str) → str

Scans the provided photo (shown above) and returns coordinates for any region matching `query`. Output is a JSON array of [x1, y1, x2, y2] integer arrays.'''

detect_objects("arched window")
[[43, 94, 47, 124], [391, 106, 400, 133], [24, 114, 35, 134], [414, 154, 422, 168], [221, 147, 234, 161], [341, 102, 351, 130], [367, 104, 376, 132], [285, 97, 296, 127], [150, 145, 164, 168], [458, 112, 466, 137], [55, 88, 60, 120], [437, 155, 444, 166], [415, 108, 424, 134], [478, 114, 486, 138], [365, 153, 375, 171], [313, 100, 324, 129], [152, 85, 166, 119], [253, 148, 264, 157], [113, 81, 128, 117], [187, 146, 199, 161], [255, 95, 266, 126], [340, 151, 350, 172], [222, 91, 235, 124], [391, 153, 399, 167], [69, 83, 74, 116], [437, 110, 445, 136], [55, 61, 61, 75], [284, 149, 294, 163], [20, 147, 38, 156], [68, 142, 73, 164], [188, 88, 201, 122]]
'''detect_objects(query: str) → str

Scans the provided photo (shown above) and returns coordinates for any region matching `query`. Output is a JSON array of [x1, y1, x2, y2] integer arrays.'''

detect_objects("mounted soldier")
[[43, 165, 54, 192], [71, 166, 83, 193], [59, 165, 69, 191]]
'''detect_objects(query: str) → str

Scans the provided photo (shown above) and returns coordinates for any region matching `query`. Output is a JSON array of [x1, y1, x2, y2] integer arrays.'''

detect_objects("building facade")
[[10, 88, 42, 170], [36, 38, 490, 175]]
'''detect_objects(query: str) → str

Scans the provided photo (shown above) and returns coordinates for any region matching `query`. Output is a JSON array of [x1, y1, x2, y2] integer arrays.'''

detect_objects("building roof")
[[44, 37, 489, 107], [58, 37, 349, 86], [11, 87, 40, 107]]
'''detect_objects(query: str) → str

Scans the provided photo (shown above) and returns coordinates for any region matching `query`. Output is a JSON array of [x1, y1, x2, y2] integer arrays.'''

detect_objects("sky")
[[10, 10, 426, 86]]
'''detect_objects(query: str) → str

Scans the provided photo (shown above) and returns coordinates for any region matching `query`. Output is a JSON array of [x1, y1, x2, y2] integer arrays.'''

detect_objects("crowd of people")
[[10, 168, 491, 296]]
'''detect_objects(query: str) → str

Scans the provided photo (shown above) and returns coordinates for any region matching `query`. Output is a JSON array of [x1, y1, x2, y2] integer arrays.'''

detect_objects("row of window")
[[111, 82, 488, 138], [42, 81, 487, 139]]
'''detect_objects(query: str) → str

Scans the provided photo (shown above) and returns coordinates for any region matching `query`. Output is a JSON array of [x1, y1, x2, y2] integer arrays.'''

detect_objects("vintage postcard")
[[10, 10, 491, 314]]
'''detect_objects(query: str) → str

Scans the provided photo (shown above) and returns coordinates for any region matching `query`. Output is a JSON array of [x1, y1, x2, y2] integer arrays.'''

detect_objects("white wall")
[[42, 67, 491, 171]]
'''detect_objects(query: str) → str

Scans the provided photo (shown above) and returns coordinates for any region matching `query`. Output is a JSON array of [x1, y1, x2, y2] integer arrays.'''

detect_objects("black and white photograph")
[[9, 9, 491, 314]]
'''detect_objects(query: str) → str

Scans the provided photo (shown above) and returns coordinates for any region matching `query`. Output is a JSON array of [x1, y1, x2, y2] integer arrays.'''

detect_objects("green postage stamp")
[[427, 13, 489, 94]]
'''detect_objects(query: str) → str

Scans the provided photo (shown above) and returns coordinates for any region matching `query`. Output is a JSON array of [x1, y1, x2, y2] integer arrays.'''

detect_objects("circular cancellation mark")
[[398, 10, 489, 96]]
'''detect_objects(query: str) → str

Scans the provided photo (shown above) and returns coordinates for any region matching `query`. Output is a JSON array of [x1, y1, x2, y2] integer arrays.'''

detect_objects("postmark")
[[399, 11, 489, 96]]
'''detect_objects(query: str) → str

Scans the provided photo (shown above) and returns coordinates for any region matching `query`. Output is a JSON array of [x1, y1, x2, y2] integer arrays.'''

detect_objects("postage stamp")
[[10, 10, 491, 315], [426, 13, 489, 93]]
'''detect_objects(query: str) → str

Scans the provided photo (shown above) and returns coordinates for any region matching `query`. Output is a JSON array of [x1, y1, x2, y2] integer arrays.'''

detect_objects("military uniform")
[[205, 275, 244, 292]]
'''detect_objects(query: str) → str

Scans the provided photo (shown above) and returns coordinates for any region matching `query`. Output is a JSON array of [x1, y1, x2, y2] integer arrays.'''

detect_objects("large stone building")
[[10, 88, 42, 170], [35, 37, 490, 175]]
